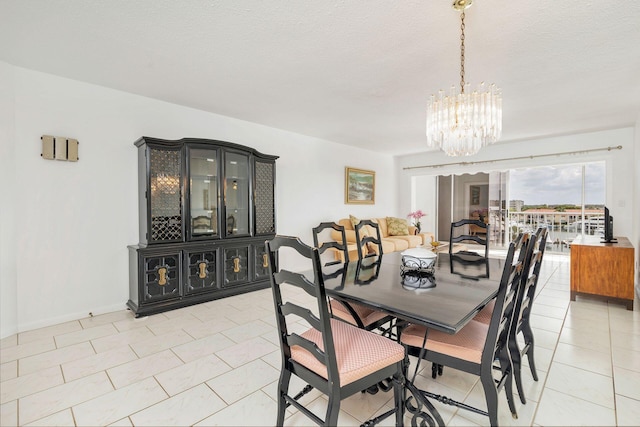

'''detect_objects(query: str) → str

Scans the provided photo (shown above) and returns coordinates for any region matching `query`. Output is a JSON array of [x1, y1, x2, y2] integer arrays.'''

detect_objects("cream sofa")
[[332, 217, 434, 261]]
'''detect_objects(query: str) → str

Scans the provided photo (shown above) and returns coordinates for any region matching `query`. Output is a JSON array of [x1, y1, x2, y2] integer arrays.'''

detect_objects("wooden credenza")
[[570, 235, 635, 310]]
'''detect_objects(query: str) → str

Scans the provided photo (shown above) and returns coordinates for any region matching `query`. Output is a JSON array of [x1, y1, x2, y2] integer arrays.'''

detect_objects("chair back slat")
[[354, 219, 384, 259], [280, 302, 321, 331], [274, 270, 317, 298], [312, 222, 349, 264], [450, 219, 490, 257]]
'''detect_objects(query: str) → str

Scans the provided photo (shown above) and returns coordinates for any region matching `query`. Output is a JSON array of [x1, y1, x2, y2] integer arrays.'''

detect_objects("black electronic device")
[[601, 206, 617, 243]]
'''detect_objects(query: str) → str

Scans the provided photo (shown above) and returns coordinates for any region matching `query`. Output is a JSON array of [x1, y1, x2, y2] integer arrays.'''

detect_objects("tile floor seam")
[[608, 306, 624, 427], [124, 376, 173, 424], [201, 379, 228, 417]]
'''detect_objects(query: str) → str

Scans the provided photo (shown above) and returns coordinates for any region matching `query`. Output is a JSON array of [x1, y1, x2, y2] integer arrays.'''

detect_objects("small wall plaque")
[[41, 135, 79, 161]]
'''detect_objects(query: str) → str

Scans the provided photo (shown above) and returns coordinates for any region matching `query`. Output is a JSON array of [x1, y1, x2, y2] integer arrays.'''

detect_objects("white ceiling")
[[1, 0, 639, 156]]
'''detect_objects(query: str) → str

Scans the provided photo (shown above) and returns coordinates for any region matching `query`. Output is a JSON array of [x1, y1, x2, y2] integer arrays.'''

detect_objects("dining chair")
[[400, 234, 527, 426], [472, 232, 530, 326], [429, 250, 492, 379], [265, 235, 405, 426], [312, 222, 350, 267], [450, 218, 490, 258], [509, 227, 548, 404], [312, 222, 395, 334], [354, 219, 384, 259]]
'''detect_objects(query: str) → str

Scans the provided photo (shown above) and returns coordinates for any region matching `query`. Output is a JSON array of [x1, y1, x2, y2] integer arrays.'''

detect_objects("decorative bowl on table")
[[430, 241, 441, 249], [400, 247, 437, 274]]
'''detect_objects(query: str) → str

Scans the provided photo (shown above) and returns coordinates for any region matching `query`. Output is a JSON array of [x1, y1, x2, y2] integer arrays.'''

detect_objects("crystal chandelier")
[[426, 0, 502, 157]]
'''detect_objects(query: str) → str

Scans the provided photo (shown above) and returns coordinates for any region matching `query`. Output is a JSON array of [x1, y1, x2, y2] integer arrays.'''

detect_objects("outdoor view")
[[508, 162, 606, 252]]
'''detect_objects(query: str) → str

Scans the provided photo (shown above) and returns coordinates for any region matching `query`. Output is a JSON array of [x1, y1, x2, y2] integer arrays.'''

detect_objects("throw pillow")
[[386, 217, 409, 236], [349, 214, 369, 238]]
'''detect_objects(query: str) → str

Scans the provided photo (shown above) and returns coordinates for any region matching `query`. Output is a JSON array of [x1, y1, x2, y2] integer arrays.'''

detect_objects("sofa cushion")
[[386, 217, 409, 236], [382, 237, 410, 252], [338, 218, 353, 230], [389, 234, 422, 248], [349, 215, 368, 237], [372, 218, 389, 238]]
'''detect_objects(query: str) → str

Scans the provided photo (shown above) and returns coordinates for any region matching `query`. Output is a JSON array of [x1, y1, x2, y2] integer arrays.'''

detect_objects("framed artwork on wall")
[[345, 167, 375, 204], [470, 185, 480, 205]]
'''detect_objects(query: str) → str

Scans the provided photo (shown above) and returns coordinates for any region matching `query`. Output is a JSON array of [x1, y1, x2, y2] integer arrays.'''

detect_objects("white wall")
[[1, 63, 397, 337], [0, 62, 18, 337], [410, 175, 436, 235]]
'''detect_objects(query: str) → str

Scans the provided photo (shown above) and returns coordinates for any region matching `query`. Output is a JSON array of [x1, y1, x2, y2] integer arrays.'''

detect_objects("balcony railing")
[[504, 211, 605, 253]]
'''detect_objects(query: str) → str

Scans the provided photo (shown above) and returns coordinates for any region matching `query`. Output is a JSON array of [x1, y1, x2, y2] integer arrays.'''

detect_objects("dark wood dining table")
[[319, 250, 507, 426], [322, 251, 505, 333]]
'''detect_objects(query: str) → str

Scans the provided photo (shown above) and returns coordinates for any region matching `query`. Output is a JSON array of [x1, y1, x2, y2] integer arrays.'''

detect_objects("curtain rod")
[[402, 145, 623, 170]]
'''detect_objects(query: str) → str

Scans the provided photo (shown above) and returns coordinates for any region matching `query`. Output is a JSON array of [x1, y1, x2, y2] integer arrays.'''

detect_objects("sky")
[[509, 162, 605, 206]]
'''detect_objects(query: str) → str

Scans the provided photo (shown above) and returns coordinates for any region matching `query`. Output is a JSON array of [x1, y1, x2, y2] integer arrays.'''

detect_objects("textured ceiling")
[[1, 0, 639, 155]]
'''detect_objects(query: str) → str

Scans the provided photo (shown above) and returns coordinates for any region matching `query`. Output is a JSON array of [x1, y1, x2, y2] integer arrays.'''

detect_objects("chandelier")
[[426, 0, 502, 157]]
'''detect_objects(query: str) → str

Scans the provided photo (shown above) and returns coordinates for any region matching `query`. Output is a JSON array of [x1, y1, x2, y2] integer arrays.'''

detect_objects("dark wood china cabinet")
[[127, 137, 277, 317]]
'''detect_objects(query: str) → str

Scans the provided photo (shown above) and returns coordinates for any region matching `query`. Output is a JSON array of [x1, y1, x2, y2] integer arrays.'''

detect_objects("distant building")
[[510, 200, 524, 212]]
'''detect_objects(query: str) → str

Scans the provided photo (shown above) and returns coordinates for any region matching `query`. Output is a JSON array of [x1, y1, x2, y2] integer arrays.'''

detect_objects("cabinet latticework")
[[149, 149, 182, 242], [255, 161, 275, 234]]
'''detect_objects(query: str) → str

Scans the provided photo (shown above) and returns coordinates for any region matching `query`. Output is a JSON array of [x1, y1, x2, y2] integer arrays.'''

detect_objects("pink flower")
[[407, 210, 426, 220]]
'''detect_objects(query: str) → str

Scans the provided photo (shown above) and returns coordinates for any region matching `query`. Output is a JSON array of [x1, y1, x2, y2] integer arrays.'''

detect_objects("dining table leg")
[[402, 329, 446, 427]]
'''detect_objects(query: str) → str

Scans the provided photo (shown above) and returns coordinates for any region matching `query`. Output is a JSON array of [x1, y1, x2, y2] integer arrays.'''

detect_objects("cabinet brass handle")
[[262, 253, 268, 268], [233, 257, 240, 273], [158, 267, 167, 286], [198, 262, 207, 279]]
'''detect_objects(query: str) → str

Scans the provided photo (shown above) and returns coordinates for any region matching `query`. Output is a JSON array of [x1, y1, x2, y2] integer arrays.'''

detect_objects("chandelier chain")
[[460, 11, 466, 94]]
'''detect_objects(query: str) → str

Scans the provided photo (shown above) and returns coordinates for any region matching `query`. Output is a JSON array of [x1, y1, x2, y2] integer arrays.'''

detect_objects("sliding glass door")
[[433, 161, 605, 253], [509, 162, 605, 251]]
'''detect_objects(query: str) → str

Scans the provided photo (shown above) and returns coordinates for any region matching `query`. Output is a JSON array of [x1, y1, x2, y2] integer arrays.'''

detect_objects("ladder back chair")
[[431, 237, 497, 378], [312, 222, 394, 334], [509, 227, 548, 404], [354, 219, 384, 259], [312, 222, 349, 267], [450, 218, 490, 258], [265, 235, 405, 426], [472, 232, 531, 326], [400, 234, 528, 426]]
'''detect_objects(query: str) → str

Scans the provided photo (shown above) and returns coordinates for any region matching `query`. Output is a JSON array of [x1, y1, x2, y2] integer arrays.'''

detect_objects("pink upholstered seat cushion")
[[330, 299, 391, 327], [473, 299, 495, 325], [291, 319, 405, 386], [400, 320, 488, 364]]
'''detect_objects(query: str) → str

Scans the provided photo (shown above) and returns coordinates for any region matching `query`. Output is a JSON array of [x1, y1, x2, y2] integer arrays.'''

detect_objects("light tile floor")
[[1, 254, 639, 426]]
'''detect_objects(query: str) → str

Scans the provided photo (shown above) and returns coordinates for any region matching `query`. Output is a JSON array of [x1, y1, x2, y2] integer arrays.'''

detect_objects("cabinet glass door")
[[189, 148, 219, 238], [225, 152, 250, 236]]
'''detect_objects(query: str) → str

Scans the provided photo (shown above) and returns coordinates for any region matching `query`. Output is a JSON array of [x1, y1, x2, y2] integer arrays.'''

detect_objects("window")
[[432, 161, 606, 253]]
